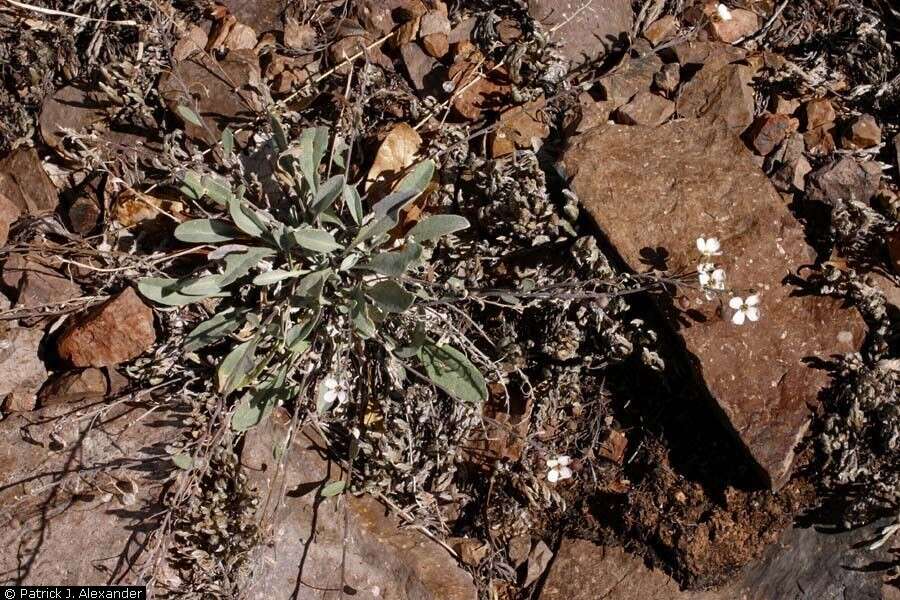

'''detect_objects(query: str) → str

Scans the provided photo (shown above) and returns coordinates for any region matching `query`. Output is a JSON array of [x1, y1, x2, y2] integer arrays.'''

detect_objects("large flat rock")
[[561, 120, 865, 489], [0, 399, 178, 584], [528, 0, 633, 67], [541, 522, 899, 600], [239, 414, 476, 600]]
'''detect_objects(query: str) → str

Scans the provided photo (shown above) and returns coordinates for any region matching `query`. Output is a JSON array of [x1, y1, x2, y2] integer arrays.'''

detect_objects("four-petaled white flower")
[[322, 376, 349, 405], [696, 237, 722, 257], [729, 294, 760, 325], [546, 455, 573, 483], [697, 262, 726, 290], [716, 3, 733, 21]]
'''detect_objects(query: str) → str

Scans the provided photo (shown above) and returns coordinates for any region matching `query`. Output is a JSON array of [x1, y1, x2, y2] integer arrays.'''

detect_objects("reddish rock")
[[497, 19, 523, 44], [614, 91, 675, 127], [223, 22, 257, 51], [707, 8, 759, 44], [38, 368, 107, 406], [2, 254, 82, 313], [677, 63, 755, 134], [841, 114, 881, 149], [566, 93, 615, 136], [802, 98, 836, 130], [490, 98, 550, 157], [0, 327, 47, 412], [448, 49, 511, 120], [219, 0, 284, 33], [807, 157, 881, 205], [422, 32, 449, 58], [68, 195, 101, 234], [402, 42, 440, 91], [643, 15, 679, 45], [57, 288, 156, 368], [803, 123, 836, 156], [598, 51, 663, 107], [773, 96, 800, 115], [0, 191, 21, 245], [0, 398, 178, 584], [239, 416, 477, 600], [39, 85, 108, 156], [0, 147, 59, 214], [745, 112, 793, 156], [172, 25, 208, 61], [653, 62, 681, 95], [159, 50, 263, 146], [541, 523, 900, 600], [528, 0, 633, 67], [562, 120, 865, 489], [663, 41, 746, 69], [888, 230, 900, 275]]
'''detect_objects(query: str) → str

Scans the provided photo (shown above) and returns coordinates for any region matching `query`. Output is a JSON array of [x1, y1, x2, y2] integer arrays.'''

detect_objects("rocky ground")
[[0, 0, 898, 598]]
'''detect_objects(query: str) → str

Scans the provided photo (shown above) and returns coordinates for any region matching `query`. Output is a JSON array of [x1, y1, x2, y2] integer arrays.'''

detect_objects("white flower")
[[697, 263, 726, 290], [696, 237, 722, 257], [729, 294, 760, 325], [322, 376, 349, 405], [716, 3, 733, 21], [546, 455, 573, 483]]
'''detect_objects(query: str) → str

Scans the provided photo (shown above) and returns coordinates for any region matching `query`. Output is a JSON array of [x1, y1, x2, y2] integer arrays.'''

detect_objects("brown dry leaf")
[[115, 188, 186, 227], [365, 123, 422, 192]]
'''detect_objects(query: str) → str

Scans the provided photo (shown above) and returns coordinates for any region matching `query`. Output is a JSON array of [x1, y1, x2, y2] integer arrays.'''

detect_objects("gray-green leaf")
[[396, 159, 434, 195], [320, 480, 346, 497], [361, 242, 422, 277], [217, 338, 257, 395], [418, 341, 487, 404], [252, 269, 302, 286], [219, 247, 275, 286], [172, 453, 194, 470], [184, 309, 243, 352], [408, 215, 470, 242], [174, 219, 239, 243], [291, 228, 342, 253], [366, 280, 414, 313], [139, 277, 221, 307], [310, 174, 344, 217], [343, 184, 363, 225], [177, 105, 203, 127]]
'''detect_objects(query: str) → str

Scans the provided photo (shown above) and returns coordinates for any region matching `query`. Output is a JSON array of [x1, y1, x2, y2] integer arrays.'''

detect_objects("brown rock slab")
[[39, 84, 108, 156], [0, 398, 178, 584], [707, 8, 759, 44], [220, 0, 284, 34], [773, 95, 800, 115], [0, 327, 47, 412], [0, 147, 58, 215], [889, 230, 900, 275], [841, 114, 881, 149], [0, 191, 21, 245], [745, 112, 793, 156], [643, 15, 679, 45], [663, 41, 746, 69], [239, 415, 477, 600], [402, 42, 440, 90], [528, 0, 633, 67], [490, 98, 550, 157], [562, 120, 865, 488], [598, 51, 663, 107], [541, 522, 900, 600], [283, 18, 316, 49], [653, 62, 681, 95], [172, 25, 208, 61], [614, 91, 675, 126], [68, 195, 101, 234], [802, 98, 836, 130], [807, 157, 881, 205], [2, 254, 82, 313], [677, 63, 755, 134], [804, 123, 836, 155], [159, 50, 263, 145], [38, 368, 107, 406], [57, 288, 155, 368]]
